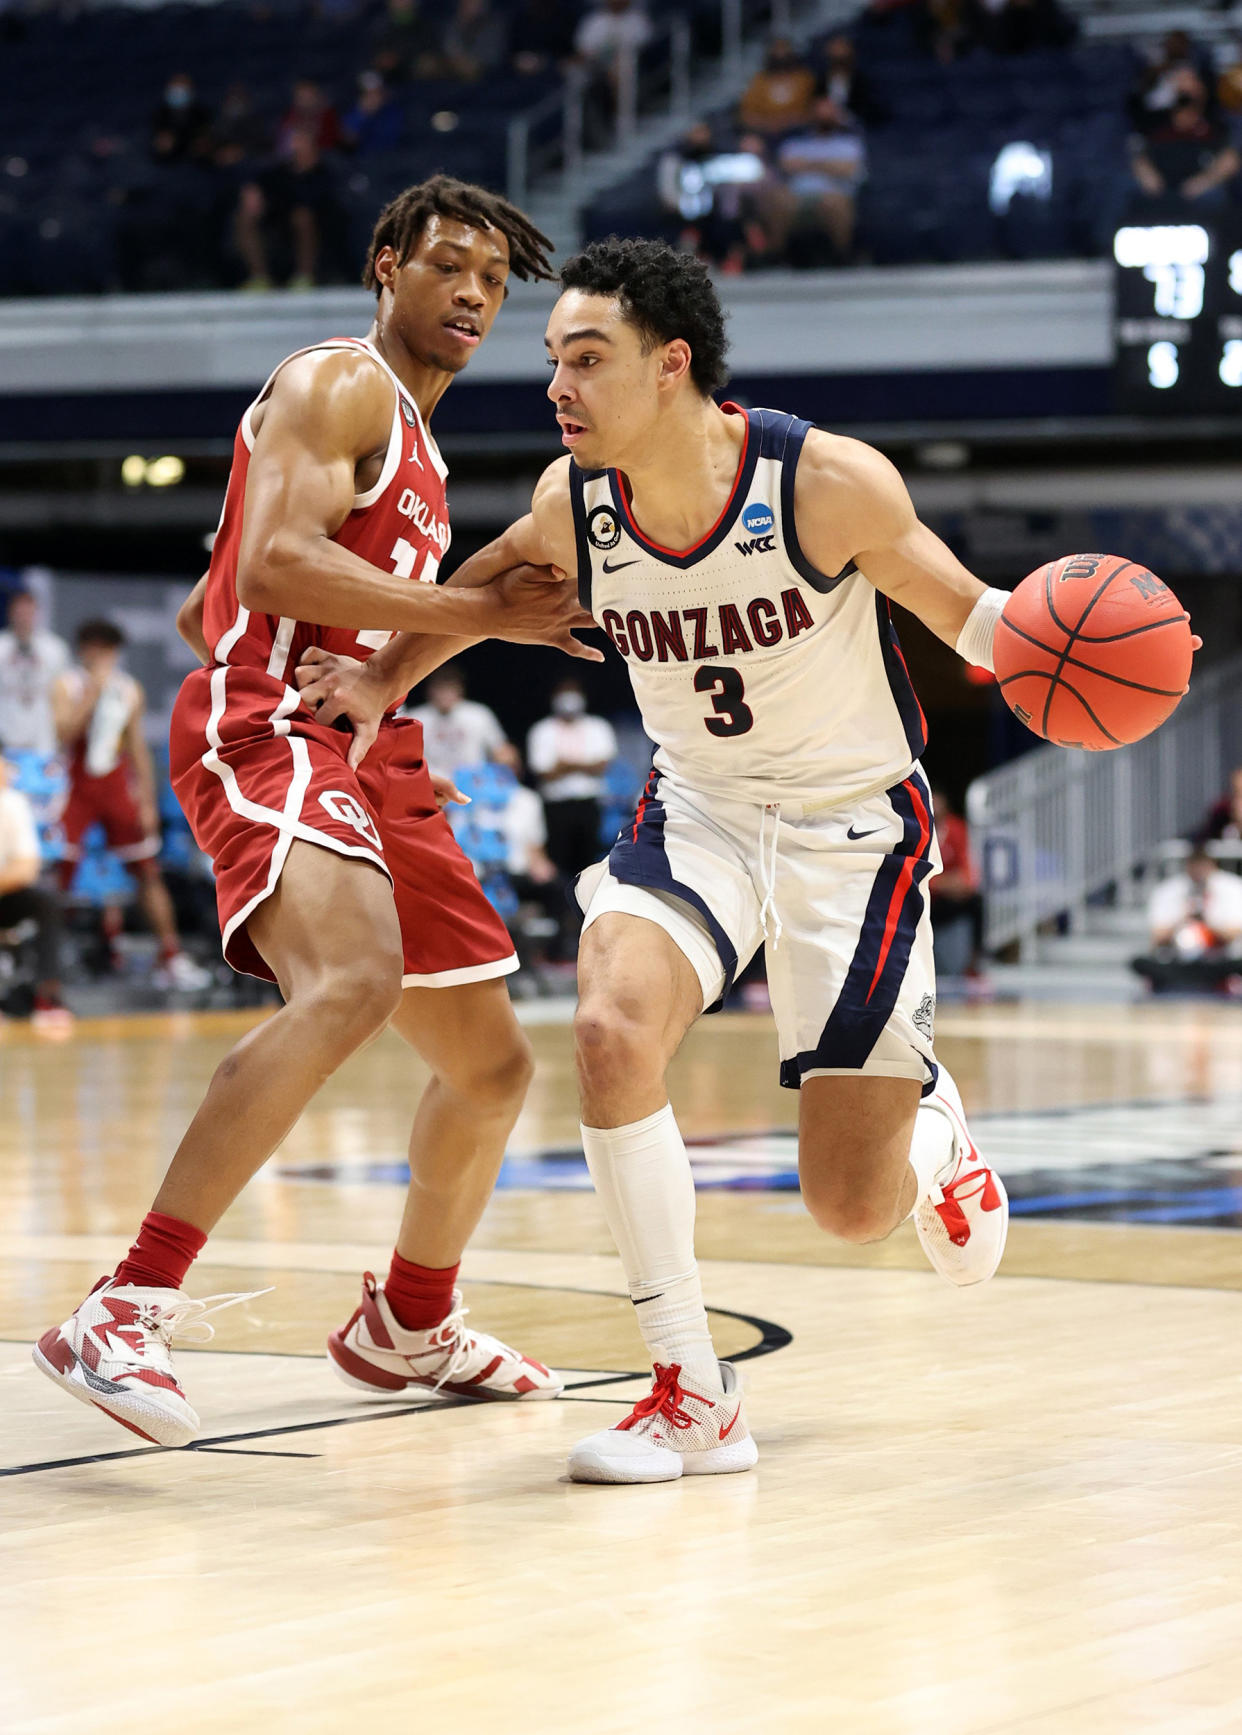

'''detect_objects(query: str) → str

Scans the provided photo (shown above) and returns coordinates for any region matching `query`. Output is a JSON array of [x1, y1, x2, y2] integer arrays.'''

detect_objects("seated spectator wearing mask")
[[777, 96, 867, 263], [0, 756, 71, 1034], [526, 678, 617, 879], [151, 72, 213, 164], [1132, 846, 1242, 994], [404, 663, 514, 780], [1131, 74, 1241, 211], [0, 588, 70, 759], [740, 36, 816, 137]]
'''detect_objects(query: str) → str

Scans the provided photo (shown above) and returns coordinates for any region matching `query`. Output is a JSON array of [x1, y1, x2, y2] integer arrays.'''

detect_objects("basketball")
[[993, 553, 1195, 750]]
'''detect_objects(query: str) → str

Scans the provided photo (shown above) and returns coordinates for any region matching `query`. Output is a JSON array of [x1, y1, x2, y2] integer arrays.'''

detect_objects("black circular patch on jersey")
[[400, 397, 416, 427], [587, 506, 621, 551]]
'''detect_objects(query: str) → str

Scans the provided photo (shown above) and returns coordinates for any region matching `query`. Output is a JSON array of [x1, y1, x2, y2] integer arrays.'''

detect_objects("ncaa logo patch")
[[742, 502, 774, 536], [319, 790, 382, 851], [587, 506, 621, 551]]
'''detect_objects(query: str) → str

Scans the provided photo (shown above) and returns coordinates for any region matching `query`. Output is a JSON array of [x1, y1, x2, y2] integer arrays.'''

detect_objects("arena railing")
[[965, 653, 1242, 955]]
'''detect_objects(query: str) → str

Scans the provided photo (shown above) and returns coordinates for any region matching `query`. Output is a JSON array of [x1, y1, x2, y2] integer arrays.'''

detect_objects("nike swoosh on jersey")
[[601, 558, 641, 573], [846, 824, 884, 840]]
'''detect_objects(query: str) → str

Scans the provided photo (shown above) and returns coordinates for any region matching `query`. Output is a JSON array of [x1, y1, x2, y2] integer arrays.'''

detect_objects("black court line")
[[0, 1297, 793, 1479]]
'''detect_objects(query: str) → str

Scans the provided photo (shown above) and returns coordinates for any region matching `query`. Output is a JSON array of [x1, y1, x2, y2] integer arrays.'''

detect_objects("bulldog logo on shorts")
[[320, 790, 382, 851], [912, 993, 936, 1041], [587, 506, 621, 551]]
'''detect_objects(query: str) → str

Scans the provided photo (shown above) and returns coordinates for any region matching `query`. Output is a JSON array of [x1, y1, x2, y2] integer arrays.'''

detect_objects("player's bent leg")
[[569, 910, 757, 1484], [34, 842, 405, 1447], [797, 1074, 923, 1244], [797, 1069, 1008, 1285], [328, 978, 561, 1401]]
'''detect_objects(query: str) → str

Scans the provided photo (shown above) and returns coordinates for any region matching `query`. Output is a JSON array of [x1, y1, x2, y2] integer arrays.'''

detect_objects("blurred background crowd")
[[2, 0, 1242, 292]]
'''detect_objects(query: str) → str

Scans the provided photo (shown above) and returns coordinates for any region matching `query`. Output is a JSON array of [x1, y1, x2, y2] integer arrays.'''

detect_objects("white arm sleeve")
[[954, 587, 1009, 674]]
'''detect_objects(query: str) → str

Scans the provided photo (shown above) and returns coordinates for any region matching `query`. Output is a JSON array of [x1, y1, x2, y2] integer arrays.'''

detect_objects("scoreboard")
[[1113, 217, 1242, 413]]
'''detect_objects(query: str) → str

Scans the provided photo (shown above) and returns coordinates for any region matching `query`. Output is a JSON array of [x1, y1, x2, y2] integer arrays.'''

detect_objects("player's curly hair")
[[363, 175, 555, 293], [558, 238, 730, 397]]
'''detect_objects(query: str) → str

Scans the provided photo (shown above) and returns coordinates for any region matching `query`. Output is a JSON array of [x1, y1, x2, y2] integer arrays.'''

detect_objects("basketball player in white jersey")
[[297, 238, 1014, 1485]]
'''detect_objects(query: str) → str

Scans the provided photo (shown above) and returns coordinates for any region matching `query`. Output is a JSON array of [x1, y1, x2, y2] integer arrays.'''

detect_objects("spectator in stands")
[[1129, 31, 1214, 138], [512, 0, 578, 76], [1130, 75, 1241, 211], [150, 73, 213, 165], [406, 663, 514, 779], [526, 677, 617, 879], [1199, 766, 1242, 843], [777, 96, 867, 265], [0, 754, 71, 1034], [498, 771, 574, 966], [437, 0, 509, 82], [368, 0, 436, 84], [815, 35, 882, 127], [965, 0, 1075, 56], [235, 128, 343, 290], [739, 36, 817, 138], [575, 0, 652, 69], [276, 79, 343, 160], [343, 72, 405, 155], [210, 84, 272, 172], [0, 588, 69, 759], [658, 123, 754, 272], [1132, 845, 1242, 995], [929, 789, 984, 978]]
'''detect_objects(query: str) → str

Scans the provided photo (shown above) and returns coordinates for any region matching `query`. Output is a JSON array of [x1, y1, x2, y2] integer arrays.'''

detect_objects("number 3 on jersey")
[[356, 537, 443, 652], [695, 665, 754, 737]]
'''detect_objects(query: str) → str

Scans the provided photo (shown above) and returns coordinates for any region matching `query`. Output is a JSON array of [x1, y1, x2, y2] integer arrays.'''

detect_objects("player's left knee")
[[800, 1169, 902, 1245]]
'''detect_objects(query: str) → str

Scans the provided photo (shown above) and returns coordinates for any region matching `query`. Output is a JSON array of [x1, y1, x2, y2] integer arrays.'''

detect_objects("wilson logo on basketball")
[[319, 790, 382, 849]]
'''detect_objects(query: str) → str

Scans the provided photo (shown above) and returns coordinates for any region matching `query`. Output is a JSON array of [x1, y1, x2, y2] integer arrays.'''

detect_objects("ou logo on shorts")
[[319, 790, 382, 851]]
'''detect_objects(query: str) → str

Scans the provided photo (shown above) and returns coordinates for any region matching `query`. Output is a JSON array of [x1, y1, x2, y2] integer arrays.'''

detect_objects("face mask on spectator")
[[553, 691, 586, 718], [165, 83, 192, 109]]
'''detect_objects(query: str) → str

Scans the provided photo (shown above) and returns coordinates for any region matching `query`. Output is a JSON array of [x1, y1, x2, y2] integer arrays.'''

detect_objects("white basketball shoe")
[[568, 1358, 757, 1484], [327, 1274, 564, 1400], [33, 1277, 263, 1447], [914, 1076, 1009, 1286]]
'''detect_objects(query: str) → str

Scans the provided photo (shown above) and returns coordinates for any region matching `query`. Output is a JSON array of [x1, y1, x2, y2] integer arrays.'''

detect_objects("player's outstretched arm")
[[795, 433, 1006, 665], [237, 351, 525, 640]]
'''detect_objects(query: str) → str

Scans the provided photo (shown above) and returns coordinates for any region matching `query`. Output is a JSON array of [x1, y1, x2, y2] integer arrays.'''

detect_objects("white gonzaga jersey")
[[571, 403, 927, 806]]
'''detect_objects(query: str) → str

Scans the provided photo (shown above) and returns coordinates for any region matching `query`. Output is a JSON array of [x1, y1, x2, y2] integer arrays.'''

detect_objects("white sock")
[[905, 1065, 969, 1213], [580, 1105, 722, 1390]]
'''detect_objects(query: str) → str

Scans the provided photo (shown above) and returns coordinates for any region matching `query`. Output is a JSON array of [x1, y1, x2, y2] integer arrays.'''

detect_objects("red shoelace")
[[617, 1362, 715, 1434], [934, 1166, 1001, 1247]]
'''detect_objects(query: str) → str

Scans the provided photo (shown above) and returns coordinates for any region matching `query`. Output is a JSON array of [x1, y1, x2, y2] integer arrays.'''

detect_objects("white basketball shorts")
[[578, 764, 942, 1092]]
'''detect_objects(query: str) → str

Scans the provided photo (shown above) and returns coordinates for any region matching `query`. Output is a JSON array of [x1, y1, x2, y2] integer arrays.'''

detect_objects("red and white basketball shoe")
[[327, 1274, 563, 1401], [914, 1079, 1009, 1287], [568, 1359, 757, 1484], [32, 1277, 263, 1447]]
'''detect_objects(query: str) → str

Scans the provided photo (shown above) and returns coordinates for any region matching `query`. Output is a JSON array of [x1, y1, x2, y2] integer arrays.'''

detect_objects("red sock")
[[383, 1252, 459, 1332], [114, 1210, 207, 1292], [158, 940, 179, 964]]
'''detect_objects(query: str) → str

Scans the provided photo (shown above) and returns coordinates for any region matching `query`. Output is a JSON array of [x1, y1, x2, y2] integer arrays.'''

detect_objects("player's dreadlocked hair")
[[363, 175, 555, 292], [559, 237, 730, 397]]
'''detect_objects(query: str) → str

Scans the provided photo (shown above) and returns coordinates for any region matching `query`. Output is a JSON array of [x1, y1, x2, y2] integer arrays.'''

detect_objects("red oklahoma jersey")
[[169, 337, 516, 986]]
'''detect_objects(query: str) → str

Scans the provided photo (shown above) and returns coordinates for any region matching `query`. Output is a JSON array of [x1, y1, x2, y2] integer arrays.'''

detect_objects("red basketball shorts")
[[169, 662, 517, 987], [60, 764, 158, 865]]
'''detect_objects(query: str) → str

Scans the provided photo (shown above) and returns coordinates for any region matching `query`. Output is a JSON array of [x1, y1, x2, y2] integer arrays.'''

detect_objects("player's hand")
[[294, 647, 388, 771], [430, 770, 469, 810], [483, 564, 603, 663]]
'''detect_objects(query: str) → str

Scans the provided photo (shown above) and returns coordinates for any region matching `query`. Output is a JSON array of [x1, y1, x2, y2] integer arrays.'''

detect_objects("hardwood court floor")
[[3, 1000, 1242, 1734]]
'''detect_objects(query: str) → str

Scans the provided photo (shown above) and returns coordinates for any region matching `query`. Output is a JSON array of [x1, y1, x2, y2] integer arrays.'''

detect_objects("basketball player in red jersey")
[[53, 618, 210, 991], [33, 178, 600, 1448]]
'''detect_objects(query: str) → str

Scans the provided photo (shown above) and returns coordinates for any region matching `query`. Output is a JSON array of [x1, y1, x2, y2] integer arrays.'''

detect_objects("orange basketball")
[[993, 554, 1195, 750]]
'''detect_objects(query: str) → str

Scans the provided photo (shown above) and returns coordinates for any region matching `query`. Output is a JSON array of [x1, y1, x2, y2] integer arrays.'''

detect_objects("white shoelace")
[[426, 1299, 516, 1393], [756, 802, 783, 947], [135, 1289, 274, 1376]]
